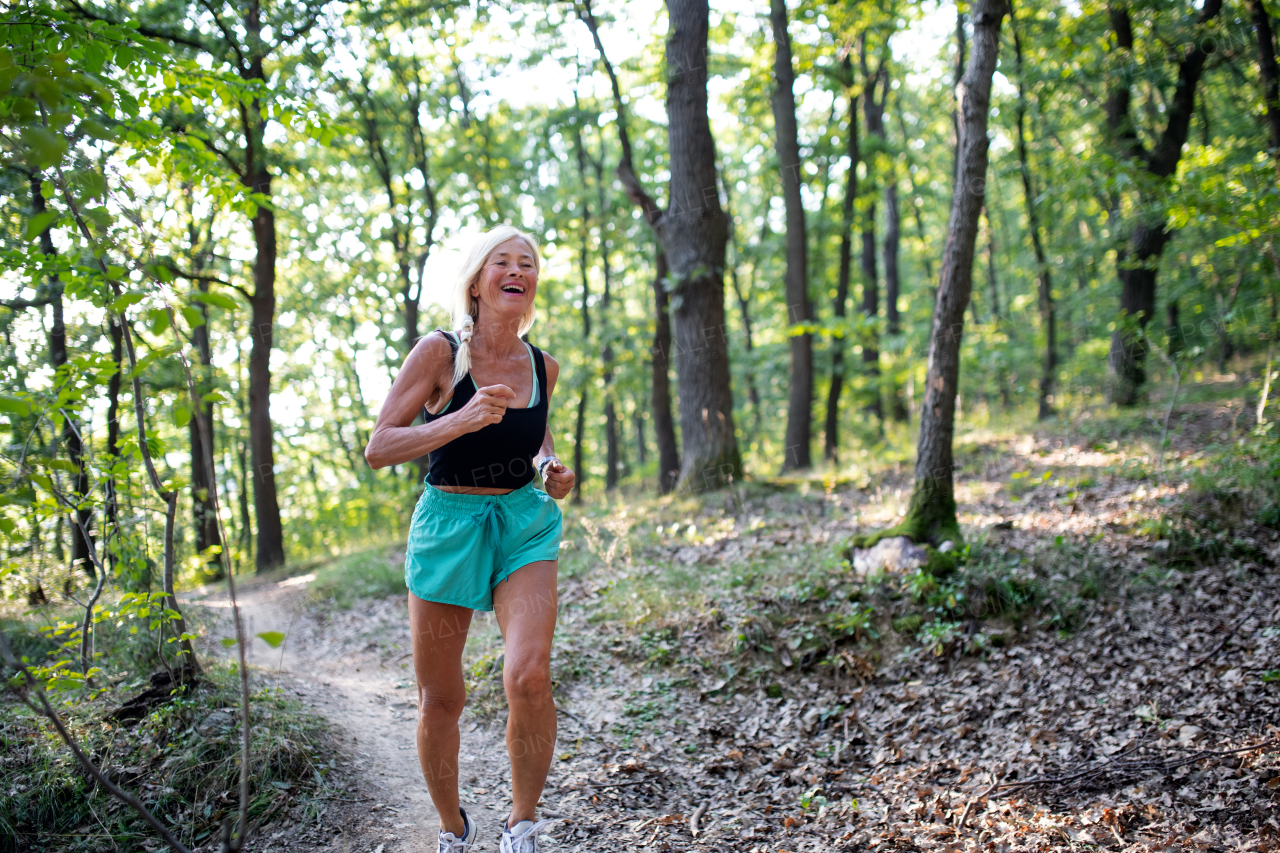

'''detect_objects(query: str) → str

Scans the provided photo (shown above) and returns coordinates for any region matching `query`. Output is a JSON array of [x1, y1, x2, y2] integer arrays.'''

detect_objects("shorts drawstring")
[[471, 500, 507, 552]]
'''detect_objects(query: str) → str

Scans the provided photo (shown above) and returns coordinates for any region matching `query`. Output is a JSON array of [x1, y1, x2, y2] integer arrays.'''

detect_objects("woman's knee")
[[417, 686, 466, 722], [503, 658, 552, 706]]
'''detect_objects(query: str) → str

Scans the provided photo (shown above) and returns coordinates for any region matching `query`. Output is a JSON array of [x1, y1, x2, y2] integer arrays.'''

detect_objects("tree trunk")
[[825, 60, 858, 462], [771, 0, 812, 472], [722, 174, 765, 440], [881, 67, 903, 358], [583, 0, 738, 491], [893, 0, 1007, 548], [1248, 0, 1280, 164], [650, 251, 680, 495], [247, 214, 284, 571], [104, 314, 123, 573], [1010, 0, 1058, 420], [188, 212, 224, 581], [30, 173, 92, 582], [861, 48, 886, 422], [1107, 222, 1170, 404], [592, 139, 621, 491], [652, 0, 740, 490], [1104, 0, 1224, 404], [951, 9, 967, 186], [189, 293, 223, 581], [572, 147, 591, 505], [580, 0, 681, 493], [572, 388, 588, 506], [634, 412, 648, 465], [984, 211, 1002, 322], [884, 178, 908, 422]]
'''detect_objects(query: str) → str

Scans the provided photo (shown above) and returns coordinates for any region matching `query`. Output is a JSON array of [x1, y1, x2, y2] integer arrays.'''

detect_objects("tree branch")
[[1, 295, 56, 310], [578, 0, 663, 226], [61, 0, 207, 52], [161, 263, 250, 299], [194, 0, 248, 72]]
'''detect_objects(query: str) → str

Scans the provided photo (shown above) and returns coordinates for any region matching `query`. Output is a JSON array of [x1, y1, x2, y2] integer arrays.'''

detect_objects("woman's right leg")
[[409, 593, 473, 837]]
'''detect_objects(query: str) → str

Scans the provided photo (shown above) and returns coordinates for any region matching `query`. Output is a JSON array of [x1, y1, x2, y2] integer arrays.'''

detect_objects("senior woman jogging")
[[365, 226, 575, 853]]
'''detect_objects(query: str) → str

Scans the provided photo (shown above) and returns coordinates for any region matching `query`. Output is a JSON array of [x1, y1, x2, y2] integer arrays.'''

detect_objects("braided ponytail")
[[450, 313, 475, 390]]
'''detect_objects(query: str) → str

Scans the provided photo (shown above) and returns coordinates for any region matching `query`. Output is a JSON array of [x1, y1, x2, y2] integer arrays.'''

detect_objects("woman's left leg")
[[492, 559, 558, 825]]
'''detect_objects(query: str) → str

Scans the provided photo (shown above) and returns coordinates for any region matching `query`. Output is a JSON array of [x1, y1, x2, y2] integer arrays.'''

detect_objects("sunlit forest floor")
[[6, 375, 1279, 852]]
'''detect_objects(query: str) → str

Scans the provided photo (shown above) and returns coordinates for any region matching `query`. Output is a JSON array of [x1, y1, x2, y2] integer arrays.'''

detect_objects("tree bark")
[[861, 46, 886, 422], [894, 0, 1007, 547], [189, 298, 223, 580], [188, 213, 224, 581], [650, 251, 681, 494], [1105, 0, 1224, 405], [629, 0, 740, 490], [104, 314, 122, 573], [884, 176, 908, 422], [825, 58, 859, 462], [1248, 0, 1280, 166], [771, 0, 812, 471], [572, 120, 591, 506], [1010, 0, 1057, 419], [247, 204, 284, 571], [723, 176, 764, 437], [589, 136, 621, 491], [30, 173, 92, 582]]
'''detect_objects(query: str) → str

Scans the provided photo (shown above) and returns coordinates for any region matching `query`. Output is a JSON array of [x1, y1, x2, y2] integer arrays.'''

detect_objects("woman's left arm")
[[535, 354, 575, 500]]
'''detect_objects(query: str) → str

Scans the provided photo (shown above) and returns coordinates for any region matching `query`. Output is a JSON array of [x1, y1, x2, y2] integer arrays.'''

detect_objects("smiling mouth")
[[501, 283, 526, 293]]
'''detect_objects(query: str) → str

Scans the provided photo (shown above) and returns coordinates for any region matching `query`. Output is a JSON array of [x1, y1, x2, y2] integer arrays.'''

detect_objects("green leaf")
[[25, 211, 58, 241], [147, 307, 168, 336], [111, 291, 145, 311], [173, 403, 191, 428], [20, 126, 67, 169], [256, 631, 286, 649], [220, 637, 237, 648], [77, 170, 107, 202], [45, 459, 81, 474], [0, 518, 14, 537], [180, 305, 205, 329], [80, 119, 116, 141], [0, 395, 32, 416], [190, 291, 239, 312]]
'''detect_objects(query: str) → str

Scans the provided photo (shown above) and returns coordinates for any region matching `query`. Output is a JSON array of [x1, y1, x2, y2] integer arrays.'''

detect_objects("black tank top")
[[422, 331, 549, 490]]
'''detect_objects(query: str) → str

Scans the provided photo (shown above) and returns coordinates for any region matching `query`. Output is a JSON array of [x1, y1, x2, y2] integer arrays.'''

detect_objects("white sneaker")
[[499, 818, 558, 853], [438, 807, 478, 853]]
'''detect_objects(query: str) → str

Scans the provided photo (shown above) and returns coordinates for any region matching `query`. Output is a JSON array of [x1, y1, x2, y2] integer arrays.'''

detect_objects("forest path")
[[186, 575, 513, 853]]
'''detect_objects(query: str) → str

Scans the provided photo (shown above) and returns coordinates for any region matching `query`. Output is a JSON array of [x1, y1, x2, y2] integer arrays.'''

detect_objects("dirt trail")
[[186, 576, 513, 852]]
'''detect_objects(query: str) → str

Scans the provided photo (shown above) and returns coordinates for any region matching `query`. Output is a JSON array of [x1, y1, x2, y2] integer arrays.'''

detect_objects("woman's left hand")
[[542, 459, 575, 500]]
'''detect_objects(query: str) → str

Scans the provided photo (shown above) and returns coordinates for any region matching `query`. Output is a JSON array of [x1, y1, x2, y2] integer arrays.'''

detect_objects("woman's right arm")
[[364, 334, 515, 470]]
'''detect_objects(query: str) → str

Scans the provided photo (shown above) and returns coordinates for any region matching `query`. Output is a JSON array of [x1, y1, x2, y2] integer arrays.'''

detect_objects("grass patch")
[[0, 660, 336, 853], [307, 547, 407, 608]]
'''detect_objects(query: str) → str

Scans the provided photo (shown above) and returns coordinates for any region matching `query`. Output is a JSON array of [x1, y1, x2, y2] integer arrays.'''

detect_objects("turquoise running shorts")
[[404, 481, 563, 612]]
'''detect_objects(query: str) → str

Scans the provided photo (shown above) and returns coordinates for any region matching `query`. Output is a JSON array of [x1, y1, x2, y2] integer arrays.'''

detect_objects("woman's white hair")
[[447, 225, 542, 389]]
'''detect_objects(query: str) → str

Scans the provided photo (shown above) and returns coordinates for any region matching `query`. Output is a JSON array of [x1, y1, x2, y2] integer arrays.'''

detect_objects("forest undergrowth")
[[449, 395, 1279, 852], [4, 391, 1279, 853]]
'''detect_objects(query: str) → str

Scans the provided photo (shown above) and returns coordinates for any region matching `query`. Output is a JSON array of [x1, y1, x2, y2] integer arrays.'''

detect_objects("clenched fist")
[[540, 458, 575, 500], [456, 384, 515, 433]]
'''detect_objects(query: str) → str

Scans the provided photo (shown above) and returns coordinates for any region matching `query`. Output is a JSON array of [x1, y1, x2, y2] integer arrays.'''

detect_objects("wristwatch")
[[537, 456, 559, 480]]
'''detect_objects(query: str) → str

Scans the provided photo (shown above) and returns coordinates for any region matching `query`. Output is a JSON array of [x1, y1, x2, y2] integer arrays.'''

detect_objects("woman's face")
[[472, 237, 538, 323]]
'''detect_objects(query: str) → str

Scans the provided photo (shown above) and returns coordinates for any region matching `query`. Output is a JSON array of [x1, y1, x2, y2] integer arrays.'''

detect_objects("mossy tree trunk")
[[895, 0, 1008, 547]]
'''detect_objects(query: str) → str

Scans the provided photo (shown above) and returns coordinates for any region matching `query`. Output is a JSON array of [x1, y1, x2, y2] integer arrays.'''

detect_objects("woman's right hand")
[[455, 384, 515, 433]]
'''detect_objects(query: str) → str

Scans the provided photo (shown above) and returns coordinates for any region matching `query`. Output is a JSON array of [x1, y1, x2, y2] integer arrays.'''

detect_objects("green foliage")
[[0, 666, 336, 852], [307, 548, 408, 609]]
